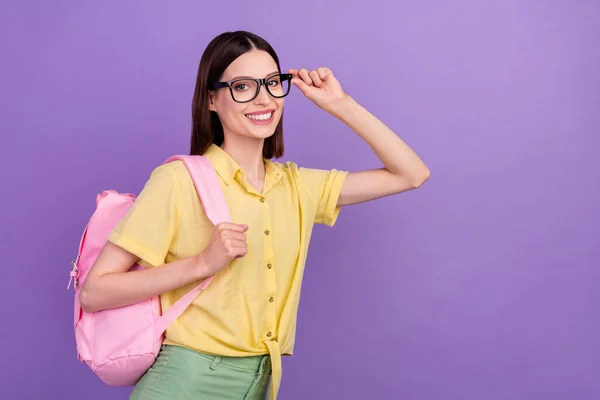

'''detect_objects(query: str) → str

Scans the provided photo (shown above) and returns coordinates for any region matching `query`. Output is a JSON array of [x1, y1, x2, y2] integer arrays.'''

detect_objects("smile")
[[245, 112, 273, 121]]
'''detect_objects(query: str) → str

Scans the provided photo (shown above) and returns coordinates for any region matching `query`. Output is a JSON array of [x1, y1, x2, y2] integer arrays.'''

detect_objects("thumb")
[[292, 77, 312, 97]]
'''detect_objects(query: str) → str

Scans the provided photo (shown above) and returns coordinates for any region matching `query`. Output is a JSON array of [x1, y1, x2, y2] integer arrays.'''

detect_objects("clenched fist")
[[196, 222, 249, 276]]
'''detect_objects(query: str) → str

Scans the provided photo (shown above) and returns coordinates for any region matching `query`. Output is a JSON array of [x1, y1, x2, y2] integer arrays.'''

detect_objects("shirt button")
[[269, 296, 274, 303], [267, 263, 272, 269], [260, 197, 265, 203], [266, 332, 272, 338], [264, 229, 270, 235]]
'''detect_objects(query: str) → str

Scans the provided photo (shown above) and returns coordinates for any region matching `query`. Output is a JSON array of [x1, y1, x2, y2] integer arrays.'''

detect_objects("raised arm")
[[289, 67, 430, 207]]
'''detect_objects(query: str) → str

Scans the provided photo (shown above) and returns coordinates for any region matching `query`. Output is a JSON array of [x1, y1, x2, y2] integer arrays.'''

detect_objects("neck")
[[221, 135, 265, 183]]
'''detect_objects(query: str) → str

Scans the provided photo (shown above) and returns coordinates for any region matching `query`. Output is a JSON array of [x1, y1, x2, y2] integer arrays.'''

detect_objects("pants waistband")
[[161, 344, 271, 373]]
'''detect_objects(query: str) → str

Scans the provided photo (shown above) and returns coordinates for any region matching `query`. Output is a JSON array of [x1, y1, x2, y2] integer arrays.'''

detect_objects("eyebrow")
[[229, 71, 279, 81]]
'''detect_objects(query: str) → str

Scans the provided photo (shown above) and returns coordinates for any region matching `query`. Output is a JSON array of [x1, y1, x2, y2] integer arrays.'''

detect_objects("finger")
[[291, 77, 312, 96], [222, 231, 247, 241], [225, 237, 246, 248], [229, 241, 248, 255], [288, 68, 298, 76], [217, 222, 248, 233], [229, 239, 248, 249], [298, 68, 313, 86], [233, 247, 248, 258], [317, 67, 330, 81], [309, 70, 322, 87]]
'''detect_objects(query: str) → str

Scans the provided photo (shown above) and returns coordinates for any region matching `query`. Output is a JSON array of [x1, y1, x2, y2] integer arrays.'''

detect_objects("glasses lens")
[[266, 74, 290, 98], [230, 79, 259, 102]]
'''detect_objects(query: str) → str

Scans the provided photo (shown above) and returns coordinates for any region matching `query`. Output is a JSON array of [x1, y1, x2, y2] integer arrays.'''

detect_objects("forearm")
[[328, 95, 430, 182], [79, 254, 209, 313]]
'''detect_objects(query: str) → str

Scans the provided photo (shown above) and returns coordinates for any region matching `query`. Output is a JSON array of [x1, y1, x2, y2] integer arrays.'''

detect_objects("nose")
[[253, 82, 271, 105]]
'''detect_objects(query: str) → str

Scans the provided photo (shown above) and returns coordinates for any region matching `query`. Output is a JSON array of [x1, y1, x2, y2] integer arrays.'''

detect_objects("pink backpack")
[[67, 155, 230, 386]]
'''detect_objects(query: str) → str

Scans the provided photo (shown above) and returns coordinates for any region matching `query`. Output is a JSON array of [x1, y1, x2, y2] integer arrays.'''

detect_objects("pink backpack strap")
[[152, 155, 231, 342]]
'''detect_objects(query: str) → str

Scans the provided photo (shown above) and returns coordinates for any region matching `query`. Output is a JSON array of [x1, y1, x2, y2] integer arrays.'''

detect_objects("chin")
[[247, 127, 277, 140], [242, 117, 281, 139]]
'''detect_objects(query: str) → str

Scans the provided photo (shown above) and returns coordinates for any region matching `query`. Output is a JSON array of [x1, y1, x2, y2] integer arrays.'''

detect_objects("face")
[[209, 50, 285, 142]]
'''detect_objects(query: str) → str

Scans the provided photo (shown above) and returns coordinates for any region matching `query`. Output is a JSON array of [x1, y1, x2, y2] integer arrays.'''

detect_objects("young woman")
[[80, 30, 430, 400]]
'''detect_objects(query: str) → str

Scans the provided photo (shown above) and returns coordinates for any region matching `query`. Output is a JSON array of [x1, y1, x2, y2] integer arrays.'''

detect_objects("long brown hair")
[[190, 31, 284, 159]]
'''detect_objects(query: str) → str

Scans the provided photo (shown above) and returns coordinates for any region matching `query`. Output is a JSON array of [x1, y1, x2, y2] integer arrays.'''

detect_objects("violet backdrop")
[[1, 1, 599, 399]]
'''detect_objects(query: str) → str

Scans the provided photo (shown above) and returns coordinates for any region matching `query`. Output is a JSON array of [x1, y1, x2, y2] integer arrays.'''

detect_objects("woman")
[[79, 30, 430, 400]]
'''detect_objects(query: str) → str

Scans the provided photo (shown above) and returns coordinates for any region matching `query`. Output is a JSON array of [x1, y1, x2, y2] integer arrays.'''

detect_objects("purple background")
[[1, 1, 599, 399]]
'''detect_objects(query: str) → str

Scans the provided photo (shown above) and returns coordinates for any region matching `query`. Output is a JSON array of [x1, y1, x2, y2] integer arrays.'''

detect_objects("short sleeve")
[[298, 167, 348, 226], [107, 163, 180, 267]]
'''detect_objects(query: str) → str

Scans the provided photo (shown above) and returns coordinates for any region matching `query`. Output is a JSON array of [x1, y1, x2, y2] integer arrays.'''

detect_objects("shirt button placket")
[[262, 195, 276, 340]]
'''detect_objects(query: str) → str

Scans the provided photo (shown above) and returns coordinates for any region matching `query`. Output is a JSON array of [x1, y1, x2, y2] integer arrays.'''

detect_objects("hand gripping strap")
[[152, 155, 231, 342]]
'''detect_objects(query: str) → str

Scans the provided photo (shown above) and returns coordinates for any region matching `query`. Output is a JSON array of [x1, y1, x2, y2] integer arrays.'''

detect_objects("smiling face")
[[209, 49, 285, 143]]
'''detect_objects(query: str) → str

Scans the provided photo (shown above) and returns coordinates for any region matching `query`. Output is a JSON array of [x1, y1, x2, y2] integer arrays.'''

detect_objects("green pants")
[[130, 344, 272, 400]]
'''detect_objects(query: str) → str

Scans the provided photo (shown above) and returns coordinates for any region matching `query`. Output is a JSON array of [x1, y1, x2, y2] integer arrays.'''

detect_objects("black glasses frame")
[[211, 73, 293, 103]]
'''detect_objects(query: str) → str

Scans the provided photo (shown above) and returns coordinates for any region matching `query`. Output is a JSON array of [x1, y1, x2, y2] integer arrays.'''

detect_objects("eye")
[[233, 83, 249, 91]]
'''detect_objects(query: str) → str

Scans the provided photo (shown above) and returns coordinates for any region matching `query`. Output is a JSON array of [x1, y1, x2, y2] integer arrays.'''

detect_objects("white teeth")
[[246, 112, 272, 121]]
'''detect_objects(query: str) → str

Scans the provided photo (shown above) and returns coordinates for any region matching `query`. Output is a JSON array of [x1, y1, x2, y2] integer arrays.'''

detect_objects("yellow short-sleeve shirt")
[[108, 144, 347, 398]]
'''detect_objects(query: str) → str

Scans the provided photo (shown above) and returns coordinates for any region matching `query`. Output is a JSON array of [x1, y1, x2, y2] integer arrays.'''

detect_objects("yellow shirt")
[[108, 144, 347, 399]]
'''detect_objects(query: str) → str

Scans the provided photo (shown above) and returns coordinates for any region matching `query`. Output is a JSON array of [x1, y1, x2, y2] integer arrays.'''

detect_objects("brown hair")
[[190, 31, 284, 159]]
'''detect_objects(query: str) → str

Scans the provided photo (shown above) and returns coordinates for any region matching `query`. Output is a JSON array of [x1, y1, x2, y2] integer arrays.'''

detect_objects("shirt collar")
[[204, 144, 283, 190]]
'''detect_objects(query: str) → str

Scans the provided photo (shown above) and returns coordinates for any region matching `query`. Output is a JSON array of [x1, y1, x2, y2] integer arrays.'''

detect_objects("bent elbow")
[[412, 168, 431, 188], [79, 285, 98, 313]]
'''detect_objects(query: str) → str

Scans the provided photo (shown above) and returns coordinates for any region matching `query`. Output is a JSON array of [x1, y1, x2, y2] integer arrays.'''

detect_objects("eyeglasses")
[[211, 73, 292, 103]]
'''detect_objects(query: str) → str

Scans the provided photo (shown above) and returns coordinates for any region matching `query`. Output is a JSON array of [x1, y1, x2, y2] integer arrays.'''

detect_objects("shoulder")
[[270, 160, 311, 177], [269, 160, 313, 187], [158, 159, 187, 177], [142, 160, 194, 196], [269, 160, 338, 198], [153, 160, 196, 183], [271, 160, 344, 182]]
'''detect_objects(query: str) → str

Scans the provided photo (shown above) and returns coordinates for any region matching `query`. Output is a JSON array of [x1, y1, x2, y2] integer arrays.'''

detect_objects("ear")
[[208, 92, 217, 112]]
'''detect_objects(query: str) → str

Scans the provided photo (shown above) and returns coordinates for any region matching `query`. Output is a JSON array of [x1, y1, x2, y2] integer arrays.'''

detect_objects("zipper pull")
[[67, 260, 79, 290]]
